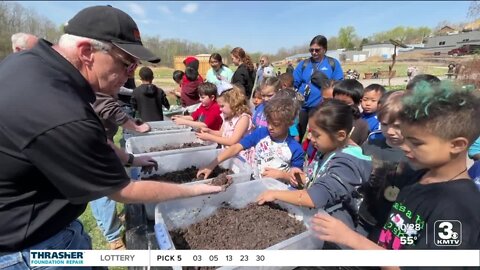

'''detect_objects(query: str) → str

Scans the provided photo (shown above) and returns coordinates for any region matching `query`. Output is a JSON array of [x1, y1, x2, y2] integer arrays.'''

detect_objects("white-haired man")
[[0, 5, 222, 267], [11, 32, 38, 52]]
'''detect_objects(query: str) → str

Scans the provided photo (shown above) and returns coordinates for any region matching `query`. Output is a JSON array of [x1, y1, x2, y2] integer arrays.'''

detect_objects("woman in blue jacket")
[[293, 35, 344, 141]]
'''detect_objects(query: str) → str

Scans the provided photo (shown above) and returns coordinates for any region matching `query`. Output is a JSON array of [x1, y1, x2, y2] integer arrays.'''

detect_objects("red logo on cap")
[[133, 29, 141, 41]]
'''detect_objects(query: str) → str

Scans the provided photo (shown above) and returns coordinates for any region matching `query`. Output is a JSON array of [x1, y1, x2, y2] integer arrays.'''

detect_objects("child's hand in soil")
[[193, 183, 224, 195], [195, 131, 211, 141], [199, 127, 211, 133], [289, 168, 306, 188], [197, 167, 213, 179], [172, 117, 185, 125], [133, 155, 158, 173], [256, 190, 277, 205], [261, 167, 287, 180], [310, 212, 356, 247]]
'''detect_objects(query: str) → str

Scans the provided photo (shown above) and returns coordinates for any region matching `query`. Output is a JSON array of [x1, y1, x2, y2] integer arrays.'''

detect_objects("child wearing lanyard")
[[257, 99, 372, 233]]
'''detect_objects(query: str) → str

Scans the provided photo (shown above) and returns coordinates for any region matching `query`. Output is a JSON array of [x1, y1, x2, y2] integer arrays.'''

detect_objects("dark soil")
[[209, 172, 232, 187], [147, 142, 205, 153], [170, 203, 306, 250], [142, 166, 233, 184]]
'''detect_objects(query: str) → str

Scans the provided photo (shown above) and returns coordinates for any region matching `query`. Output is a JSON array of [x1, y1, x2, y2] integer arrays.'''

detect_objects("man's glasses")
[[309, 48, 322, 53], [108, 48, 138, 74]]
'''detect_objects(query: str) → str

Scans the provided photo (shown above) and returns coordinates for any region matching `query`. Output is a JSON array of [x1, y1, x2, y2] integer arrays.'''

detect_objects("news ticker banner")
[[30, 250, 480, 267]]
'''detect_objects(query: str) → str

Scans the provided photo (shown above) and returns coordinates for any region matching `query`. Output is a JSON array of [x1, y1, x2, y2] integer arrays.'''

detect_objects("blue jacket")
[[293, 57, 343, 109]]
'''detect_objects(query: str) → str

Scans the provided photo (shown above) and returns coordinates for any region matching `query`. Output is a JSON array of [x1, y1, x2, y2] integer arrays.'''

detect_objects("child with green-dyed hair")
[[309, 81, 480, 255]]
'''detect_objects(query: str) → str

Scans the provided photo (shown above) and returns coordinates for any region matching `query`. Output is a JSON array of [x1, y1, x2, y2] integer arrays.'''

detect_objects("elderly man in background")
[[0, 5, 222, 267], [11, 32, 38, 52]]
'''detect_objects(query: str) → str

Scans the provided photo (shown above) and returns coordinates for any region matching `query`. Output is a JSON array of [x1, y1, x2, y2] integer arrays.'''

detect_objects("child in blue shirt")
[[198, 97, 304, 182], [253, 77, 300, 141], [361, 84, 386, 142], [257, 99, 372, 231]]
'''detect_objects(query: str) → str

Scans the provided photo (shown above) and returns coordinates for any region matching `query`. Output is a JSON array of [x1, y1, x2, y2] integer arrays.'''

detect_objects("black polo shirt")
[[0, 39, 130, 251]]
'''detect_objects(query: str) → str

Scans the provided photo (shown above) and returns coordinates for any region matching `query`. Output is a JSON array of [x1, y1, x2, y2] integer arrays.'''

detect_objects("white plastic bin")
[[125, 132, 217, 157], [143, 149, 253, 220], [124, 121, 191, 137], [154, 178, 323, 259]]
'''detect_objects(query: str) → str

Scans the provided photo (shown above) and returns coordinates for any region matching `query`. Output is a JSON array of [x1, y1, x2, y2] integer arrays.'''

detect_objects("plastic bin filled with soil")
[[143, 149, 253, 220], [124, 121, 191, 137], [154, 178, 323, 254], [125, 132, 217, 157]]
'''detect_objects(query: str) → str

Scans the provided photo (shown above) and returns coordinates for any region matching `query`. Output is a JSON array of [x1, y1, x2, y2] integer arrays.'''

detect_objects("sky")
[[19, 1, 474, 54]]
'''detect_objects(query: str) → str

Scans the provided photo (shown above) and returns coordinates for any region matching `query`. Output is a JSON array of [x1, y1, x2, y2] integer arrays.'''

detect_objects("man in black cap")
[[0, 5, 222, 264]]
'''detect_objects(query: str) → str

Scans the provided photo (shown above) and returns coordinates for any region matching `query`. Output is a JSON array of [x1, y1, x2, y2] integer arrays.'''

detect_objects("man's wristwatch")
[[126, 153, 135, 167]]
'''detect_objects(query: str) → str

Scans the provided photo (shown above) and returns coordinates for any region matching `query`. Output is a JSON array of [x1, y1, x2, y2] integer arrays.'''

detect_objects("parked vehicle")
[[447, 44, 480, 56]]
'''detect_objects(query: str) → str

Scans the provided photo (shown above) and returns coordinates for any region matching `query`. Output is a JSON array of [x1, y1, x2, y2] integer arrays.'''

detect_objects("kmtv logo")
[[434, 220, 462, 246]]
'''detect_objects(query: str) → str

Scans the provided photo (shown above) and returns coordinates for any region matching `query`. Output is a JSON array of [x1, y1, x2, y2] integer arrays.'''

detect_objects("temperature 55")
[[400, 235, 418, 245]]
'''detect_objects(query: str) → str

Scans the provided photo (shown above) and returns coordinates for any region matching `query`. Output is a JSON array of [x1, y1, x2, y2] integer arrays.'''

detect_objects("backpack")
[[300, 57, 337, 101], [301, 56, 336, 74]]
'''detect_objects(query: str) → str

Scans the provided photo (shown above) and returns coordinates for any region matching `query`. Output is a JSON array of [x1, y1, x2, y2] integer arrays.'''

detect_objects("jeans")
[[90, 197, 123, 243], [0, 220, 91, 270]]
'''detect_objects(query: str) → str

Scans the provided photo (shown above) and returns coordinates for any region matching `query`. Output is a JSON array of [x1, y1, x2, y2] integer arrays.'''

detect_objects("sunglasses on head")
[[309, 48, 322, 53]]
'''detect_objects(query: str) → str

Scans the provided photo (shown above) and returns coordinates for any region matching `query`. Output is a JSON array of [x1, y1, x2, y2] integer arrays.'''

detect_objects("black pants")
[[298, 108, 312, 142]]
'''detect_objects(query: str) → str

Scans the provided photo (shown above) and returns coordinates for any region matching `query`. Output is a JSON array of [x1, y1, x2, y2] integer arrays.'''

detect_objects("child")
[[311, 81, 480, 251], [278, 72, 294, 89], [197, 97, 304, 182], [252, 77, 281, 128], [175, 56, 203, 107], [172, 70, 184, 86], [302, 79, 336, 165], [361, 84, 386, 141], [131, 67, 170, 122], [362, 91, 406, 162], [251, 86, 263, 110], [253, 77, 300, 141], [195, 83, 254, 164], [333, 79, 370, 146], [359, 90, 419, 241], [171, 82, 223, 130], [172, 70, 184, 105], [257, 99, 372, 233], [405, 74, 440, 92], [468, 136, 480, 161]]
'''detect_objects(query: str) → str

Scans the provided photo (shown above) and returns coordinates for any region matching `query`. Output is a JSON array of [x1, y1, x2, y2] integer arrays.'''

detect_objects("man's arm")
[[109, 180, 222, 203]]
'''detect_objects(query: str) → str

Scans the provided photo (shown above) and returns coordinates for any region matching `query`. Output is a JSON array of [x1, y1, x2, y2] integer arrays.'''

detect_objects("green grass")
[[78, 128, 127, 270]]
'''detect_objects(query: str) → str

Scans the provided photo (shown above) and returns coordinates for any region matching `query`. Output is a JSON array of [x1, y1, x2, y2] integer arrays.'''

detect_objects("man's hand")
[[137, 123, 151, 133], [132, 155, 158, 174], [192, 183, 224, 196]]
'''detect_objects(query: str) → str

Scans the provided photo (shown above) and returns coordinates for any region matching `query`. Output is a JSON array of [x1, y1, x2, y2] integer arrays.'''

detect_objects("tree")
[[468, 1, 480, 18], [338, 26, 357, 50], [359, 38, 369, 50]]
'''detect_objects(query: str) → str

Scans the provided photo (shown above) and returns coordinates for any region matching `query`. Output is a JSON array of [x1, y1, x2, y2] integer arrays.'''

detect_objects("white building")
[[362, 43, 399, 59]]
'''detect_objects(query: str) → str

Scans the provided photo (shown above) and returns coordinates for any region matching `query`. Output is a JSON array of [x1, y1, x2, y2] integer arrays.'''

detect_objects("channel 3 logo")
[[434, 220, 462, 246]]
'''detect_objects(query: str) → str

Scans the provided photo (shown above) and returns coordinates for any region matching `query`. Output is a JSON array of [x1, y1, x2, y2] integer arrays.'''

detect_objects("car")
[[447, 44, 480, 56]]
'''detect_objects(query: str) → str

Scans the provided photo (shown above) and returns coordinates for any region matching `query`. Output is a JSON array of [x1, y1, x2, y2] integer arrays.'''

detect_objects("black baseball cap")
[[64, 5, 160, 63]]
